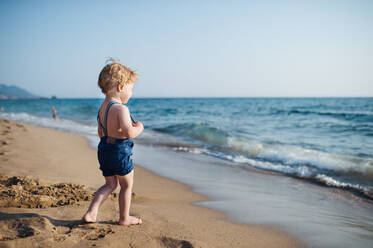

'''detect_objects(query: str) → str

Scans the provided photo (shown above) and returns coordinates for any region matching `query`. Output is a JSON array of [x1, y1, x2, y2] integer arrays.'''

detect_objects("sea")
[[0, 97, 372, 247]]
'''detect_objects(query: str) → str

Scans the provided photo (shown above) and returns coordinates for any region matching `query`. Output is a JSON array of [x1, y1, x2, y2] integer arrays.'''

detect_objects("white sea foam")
[[314, 174, 373, 198], [172, 146, 209, 154], [219, 153, 372, 198], [222, 154, 313, 177], [226, 136, 373, 177], [315, 174, 364, 189], [0, 112, 99, 147]]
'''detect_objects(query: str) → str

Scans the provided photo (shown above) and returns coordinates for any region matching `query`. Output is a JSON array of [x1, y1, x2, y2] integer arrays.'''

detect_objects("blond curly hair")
[[98, 58, 138, 94]]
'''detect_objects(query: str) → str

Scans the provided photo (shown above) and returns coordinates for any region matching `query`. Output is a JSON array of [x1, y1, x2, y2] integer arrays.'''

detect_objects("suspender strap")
[[130, 114, 136, 124], [104, 101, 117, 136], [97, 112, 105, 131]]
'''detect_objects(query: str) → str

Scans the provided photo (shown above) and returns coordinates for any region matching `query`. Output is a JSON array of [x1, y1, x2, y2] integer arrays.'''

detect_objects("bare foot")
[[119, 216, 143, 226], [82, 212, 98, 223]]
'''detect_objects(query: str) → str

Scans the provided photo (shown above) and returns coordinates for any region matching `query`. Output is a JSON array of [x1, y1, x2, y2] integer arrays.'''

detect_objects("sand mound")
[[0, 175, 94, 208]]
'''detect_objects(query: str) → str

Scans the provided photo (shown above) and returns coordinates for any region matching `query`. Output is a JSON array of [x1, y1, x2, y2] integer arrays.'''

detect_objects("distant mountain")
[[0, 84, 38, 99]]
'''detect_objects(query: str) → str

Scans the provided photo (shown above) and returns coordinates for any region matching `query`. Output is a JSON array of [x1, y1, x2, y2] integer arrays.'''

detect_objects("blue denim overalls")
[[97, 101, 135, 177]]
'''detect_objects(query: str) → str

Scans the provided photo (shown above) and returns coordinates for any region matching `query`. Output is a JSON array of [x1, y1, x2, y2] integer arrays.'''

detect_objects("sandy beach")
[[0, 118, 304, 247]]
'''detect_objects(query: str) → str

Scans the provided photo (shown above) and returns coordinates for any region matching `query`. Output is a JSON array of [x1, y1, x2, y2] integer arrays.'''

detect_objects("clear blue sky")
[[0, 0, 372, 98]]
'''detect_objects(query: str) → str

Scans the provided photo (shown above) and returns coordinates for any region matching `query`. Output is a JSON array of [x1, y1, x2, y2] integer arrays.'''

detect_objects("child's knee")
[[119, 180, 133, 190], [106, 181, 118, 191], [119, 179, 133, 191]]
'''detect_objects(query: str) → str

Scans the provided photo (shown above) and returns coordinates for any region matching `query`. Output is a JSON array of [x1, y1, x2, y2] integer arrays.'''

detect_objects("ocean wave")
[[227, 138, 373, 178], [154, 122, 229, 146], [147, 130, 373, 199], [218, 152, 373, 200], [158, 140, 372, 198], [152, 121, 373, 178], [274, 109, 373, 122], [314, 174, 373, 200], [136, 129, 197, 148]]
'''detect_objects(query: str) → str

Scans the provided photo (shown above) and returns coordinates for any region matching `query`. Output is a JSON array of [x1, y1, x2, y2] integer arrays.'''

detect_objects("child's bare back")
[[97, 101, 137, 139], [83, 59, 144, 226]]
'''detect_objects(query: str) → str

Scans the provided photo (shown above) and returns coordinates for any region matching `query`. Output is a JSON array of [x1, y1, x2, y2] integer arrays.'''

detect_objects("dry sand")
[[0, 118, 304, 248]]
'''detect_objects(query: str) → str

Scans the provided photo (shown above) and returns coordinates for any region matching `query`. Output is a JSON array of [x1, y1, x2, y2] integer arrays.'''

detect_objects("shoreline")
[[0, 118, 304, 247]]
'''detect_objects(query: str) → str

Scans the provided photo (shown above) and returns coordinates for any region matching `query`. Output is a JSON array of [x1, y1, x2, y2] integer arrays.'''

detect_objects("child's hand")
[[133, 121, 144, 131]]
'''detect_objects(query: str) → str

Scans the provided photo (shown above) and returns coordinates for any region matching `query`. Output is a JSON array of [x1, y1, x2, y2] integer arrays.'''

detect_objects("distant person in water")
[[1, 107, 4, 112], [51, 106, 59, 120], [82, 58, 143, 226]]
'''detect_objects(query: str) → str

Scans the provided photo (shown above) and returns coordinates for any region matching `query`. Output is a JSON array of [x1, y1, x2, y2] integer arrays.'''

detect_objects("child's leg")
[[117, 170, 142, 226], [82, 176, 118, 222]]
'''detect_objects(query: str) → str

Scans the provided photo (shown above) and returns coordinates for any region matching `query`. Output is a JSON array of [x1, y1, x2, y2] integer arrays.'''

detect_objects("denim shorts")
[[97, 136, 134, 177]]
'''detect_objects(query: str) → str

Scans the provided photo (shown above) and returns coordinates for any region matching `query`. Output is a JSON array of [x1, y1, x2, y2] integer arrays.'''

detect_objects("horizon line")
[[2, 96, 372, 100]]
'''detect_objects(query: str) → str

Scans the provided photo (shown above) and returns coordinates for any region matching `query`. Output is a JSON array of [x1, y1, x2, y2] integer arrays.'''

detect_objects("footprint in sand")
[[0, 216, 54, 241], [0, 215, 115, 243], [160, 236, 195, 248]]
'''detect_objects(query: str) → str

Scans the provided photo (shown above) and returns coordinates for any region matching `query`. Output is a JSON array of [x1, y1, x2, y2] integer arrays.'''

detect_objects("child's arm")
[[118, 105, 144, 138]]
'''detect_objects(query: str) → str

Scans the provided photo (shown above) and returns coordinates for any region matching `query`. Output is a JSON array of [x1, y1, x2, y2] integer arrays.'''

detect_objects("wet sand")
[[0, 118, 303, 248]]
